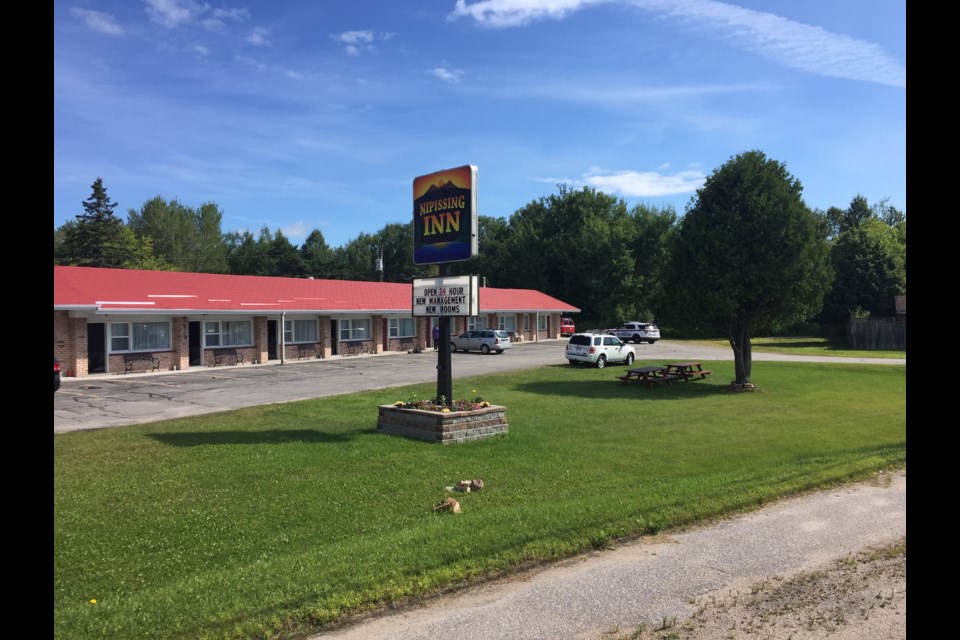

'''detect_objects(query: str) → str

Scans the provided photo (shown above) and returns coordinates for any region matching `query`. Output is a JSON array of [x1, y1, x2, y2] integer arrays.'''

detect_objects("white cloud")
[[193, 45, 210, 56], [143, 0, 202, 28], [431, 67, 463, 83], [281, 221, 310, 241], [336, 30, 375, 44], [583, 168, 706, 197], [450, 0, 905, 88], [248, 27, 271, 46], [70, 8, 124, 35], [450, 0, 603, 27], [213, 7, 250, 21], [331, 30, 378, 55], [538, 167, 706, 197]]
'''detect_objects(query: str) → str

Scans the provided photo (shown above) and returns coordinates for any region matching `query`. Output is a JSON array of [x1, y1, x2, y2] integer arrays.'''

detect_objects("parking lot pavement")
[[53, 340, 904, 433]]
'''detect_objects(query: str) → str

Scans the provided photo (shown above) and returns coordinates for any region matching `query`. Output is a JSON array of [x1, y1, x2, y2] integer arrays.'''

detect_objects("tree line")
[[54, 151, 906, 348]]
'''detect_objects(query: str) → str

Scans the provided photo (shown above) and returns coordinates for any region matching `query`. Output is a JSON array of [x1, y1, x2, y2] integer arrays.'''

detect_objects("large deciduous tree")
[[662, 150, 832, 387], [127, 197, 228, 273]]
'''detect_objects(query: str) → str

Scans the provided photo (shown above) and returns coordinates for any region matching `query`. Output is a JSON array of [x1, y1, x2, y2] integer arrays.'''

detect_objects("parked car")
[[560, 317, 576, 337], [54, 357, 61, 392], [565, 333, 635, 368], [450, 329, 512, 354], [607, 321, 661, 344]]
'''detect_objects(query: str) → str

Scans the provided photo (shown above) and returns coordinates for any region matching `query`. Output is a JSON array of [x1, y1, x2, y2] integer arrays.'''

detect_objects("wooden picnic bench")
[[342, 341, 369, 356], [123, 352, 160, 374], [617, 366, 679, 389], [664, 362, 712, 381], [297, 343, 320, 359], [212, 347, 243, 366], [399, 337, 418, 352]]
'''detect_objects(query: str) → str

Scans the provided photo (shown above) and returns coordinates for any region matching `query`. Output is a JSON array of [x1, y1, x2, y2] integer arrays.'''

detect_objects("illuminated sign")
[[412, 275, 479, 317], [413, 165, 478, 264]]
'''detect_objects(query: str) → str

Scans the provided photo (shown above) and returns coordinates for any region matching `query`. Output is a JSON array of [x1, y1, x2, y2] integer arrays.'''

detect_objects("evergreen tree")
[[57, 178, 133, 267]]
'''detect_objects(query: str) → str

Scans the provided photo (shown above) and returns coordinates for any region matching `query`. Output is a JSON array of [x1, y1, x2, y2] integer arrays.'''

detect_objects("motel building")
[[54, 266, 580, 377]]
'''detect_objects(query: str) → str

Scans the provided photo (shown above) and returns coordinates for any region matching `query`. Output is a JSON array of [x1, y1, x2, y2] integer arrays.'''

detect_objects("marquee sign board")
[[412, 275, 479, 317], [412, 165, 478, 265]]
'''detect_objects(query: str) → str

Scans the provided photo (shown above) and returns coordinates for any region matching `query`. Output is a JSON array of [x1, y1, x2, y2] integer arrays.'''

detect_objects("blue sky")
[[54, 0, 906, 249]]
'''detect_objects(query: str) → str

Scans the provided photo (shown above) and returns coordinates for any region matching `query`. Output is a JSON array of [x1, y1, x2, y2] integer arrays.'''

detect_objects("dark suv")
[[54, 357, 61, 392]]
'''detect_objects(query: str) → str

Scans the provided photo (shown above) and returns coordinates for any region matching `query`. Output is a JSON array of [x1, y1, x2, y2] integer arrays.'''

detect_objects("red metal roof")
[[54, 266, 579, 314]]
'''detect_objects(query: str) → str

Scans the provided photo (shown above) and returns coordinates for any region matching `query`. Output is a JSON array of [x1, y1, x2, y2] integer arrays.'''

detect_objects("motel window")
[[284, 319, 318, 344], [468, 316, 488, 331], [110, 321, 171, 352], [389, 318, 416, 338], [340, 319, 371, 341], [537, 315, 548, 331], [205, 320, 252, 347], [524, 314, 530, 331], [430, 317, 456, 337], [498, 316, 516, 332]]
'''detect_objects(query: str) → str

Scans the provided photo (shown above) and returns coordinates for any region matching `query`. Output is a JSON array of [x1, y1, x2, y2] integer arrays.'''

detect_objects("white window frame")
[[284, 318, 318, 344], [109, 320, 171, 353], [537, 315, 548, 331], [468, 316, 488, 331], [389, 317, 416, 338], [524, 314, 530, 331], [498, 316, 516, 332], [204, 320, 253, 348], [339, 318, 371, 341]]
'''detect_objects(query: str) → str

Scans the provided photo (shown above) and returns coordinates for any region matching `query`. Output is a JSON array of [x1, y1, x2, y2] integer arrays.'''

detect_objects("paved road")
[[314, 472, 906, 640], [54, 340, 905, 433]]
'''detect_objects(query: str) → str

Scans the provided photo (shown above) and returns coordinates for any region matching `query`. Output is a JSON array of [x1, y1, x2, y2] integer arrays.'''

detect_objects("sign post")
[[412, 165, 478, 404]]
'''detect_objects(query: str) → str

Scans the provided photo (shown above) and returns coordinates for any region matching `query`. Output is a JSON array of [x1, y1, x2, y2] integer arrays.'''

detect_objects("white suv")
[[565, 333, 635, 368], [607, 322, 661, 344]]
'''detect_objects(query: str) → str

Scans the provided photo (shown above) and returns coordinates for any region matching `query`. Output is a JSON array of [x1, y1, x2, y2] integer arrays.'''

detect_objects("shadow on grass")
[[516, 377, 732, 401], [148, 428, 367, 447]]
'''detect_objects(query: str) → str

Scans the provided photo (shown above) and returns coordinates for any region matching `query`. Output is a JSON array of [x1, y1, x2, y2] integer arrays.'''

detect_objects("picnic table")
[[617, 366, 678, 389], [664, 362, 712, 381]]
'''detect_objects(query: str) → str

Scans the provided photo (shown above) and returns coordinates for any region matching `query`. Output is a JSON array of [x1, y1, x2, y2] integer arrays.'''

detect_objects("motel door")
[[267, 320, 279, 361], [188, 322, 202, 366], [87, 323, 105, 374]]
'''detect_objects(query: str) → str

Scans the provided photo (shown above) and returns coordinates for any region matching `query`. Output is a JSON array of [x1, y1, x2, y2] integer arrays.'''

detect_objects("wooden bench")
[[618, 366, 679, 389], [212, 348, 243, 366], [399, 337, 418, 352], [506, 331, 523, 343], [342, 341, 369, 356], [123, 352, 160, 374], [665, 363, 712, 381], [297, 343, 320, 359]]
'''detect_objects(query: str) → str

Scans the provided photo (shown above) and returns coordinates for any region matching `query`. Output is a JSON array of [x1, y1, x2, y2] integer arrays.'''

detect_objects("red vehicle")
[[560, 317, 576, 337]]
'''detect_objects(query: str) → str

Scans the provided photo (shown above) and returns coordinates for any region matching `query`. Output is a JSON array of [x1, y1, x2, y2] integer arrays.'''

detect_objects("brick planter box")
[[377, 404, 508, 444]]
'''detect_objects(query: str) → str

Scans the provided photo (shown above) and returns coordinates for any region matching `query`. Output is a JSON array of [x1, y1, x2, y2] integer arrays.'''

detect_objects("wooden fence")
[[846, 318, 906, 351]]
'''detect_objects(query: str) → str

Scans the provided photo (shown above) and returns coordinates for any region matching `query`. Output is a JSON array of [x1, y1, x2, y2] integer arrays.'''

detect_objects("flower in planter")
[[388, 389, 498, 413]]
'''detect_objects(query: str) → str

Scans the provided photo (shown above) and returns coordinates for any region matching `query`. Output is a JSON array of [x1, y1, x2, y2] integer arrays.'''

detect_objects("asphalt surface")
[[53, 339, 905, 433], [314, 472, 906, 640], [54, 340, 906, 639]]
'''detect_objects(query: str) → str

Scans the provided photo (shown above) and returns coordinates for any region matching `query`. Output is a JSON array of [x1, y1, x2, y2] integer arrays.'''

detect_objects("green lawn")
[[672, 336, 906, 359], [54, 360, 906, 640]]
